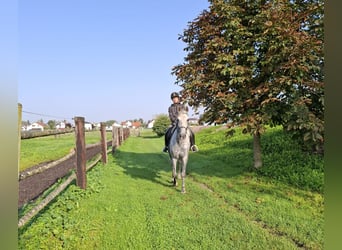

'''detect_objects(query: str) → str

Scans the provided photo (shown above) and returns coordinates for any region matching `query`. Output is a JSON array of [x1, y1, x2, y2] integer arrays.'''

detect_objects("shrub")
[[152, 114, 170, 137]]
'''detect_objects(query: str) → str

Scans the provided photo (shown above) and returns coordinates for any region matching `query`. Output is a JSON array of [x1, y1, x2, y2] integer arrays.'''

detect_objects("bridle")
[[176, 119, 189, 138], [177, 125, 188, 132]]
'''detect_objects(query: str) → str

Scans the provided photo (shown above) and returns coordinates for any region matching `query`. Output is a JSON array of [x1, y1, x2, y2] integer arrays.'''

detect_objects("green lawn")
[[18, 127, 323, 249]]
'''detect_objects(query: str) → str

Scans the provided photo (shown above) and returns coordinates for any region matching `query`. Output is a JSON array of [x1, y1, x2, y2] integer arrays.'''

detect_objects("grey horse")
[[168, 106, 191, 193]]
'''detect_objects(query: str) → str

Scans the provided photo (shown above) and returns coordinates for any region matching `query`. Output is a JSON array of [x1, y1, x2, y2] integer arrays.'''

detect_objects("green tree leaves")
[[172, 0, 324, 166]]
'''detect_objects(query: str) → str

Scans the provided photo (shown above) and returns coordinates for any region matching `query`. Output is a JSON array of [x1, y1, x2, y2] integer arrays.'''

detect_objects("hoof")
[[181, 190, 186, 194], [173, 178, 177, 186]]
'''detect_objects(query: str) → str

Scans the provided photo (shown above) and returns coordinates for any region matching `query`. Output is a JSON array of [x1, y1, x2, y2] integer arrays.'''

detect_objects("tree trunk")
[[253, 131, 263, 169]]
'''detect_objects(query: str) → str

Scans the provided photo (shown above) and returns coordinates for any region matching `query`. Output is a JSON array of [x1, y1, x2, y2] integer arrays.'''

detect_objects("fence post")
[[126, 128, 130, 139], [18, 103, 22, 177], [119, 127, 124, 145], [74, 116, 86, 189], [118, 127, 121, 145], [112, 127, 118, 154], [100, 122, 107, 164]]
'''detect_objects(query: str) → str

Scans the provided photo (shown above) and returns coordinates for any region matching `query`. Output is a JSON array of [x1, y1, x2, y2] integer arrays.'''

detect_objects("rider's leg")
[[163, 127, 171, 152], [189, 129, 199, 152]]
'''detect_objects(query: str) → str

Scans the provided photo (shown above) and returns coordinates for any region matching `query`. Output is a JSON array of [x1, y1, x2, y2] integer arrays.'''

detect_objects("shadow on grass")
[[187, 138, 253, 178], [111, 136, 254, 186], [111, 149, 173, 188], [141, 135, 161, 139]]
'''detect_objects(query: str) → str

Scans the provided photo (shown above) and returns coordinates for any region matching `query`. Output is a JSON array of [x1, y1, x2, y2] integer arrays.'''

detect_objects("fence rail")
[[18, 112, 130, 228], [18, 141, 113, 207], [21, 129, 75, 139]]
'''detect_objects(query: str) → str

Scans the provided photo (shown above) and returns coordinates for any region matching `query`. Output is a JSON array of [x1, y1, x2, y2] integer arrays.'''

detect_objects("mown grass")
[[18, 127, 323, 249], [19, 131, 112, 172]]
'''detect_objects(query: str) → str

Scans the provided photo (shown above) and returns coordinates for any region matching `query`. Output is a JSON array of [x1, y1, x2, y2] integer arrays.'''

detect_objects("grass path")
[[18, 129, 323, 249]]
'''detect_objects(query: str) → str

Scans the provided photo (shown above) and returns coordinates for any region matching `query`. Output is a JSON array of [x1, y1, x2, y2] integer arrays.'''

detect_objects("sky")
[[18, 0, 209, 124]]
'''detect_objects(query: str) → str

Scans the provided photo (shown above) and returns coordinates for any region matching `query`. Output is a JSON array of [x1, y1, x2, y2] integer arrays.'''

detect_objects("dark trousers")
[[165, 126, 195, 148]]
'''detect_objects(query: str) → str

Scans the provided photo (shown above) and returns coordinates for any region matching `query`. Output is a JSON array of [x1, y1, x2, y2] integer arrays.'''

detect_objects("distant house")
[[94, 123, 101, 130], [56, 121, 66, 130], [121, 121, 132, 128], [132, 121, 141, 129], [21, 121, 30, 131], [147, 120, 155, 129], [27, 122, 45, 131], [84, 122, 93, 130], [120, 120, 142, 129], [21, 124, 29, 131], [113, 122, 121, 127], [93, 122, 114, 131], [106, 125, 113, 131], [188, 117, 199, 125], [56, 121, 72, 130]]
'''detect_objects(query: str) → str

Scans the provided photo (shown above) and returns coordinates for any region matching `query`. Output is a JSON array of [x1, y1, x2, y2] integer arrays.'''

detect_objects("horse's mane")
[[177, 105, 189, 116]]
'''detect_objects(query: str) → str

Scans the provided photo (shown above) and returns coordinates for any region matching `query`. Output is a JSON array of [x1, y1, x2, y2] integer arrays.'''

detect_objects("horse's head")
[[176, 106, 189, 140]]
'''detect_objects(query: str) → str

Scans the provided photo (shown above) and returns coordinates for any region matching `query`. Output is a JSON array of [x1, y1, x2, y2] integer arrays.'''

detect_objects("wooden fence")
[[21, 129, 75, 139], [18, 115, 130, 228]]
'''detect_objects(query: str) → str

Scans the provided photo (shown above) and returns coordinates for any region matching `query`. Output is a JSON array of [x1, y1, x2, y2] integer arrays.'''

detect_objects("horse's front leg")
[[171, 158, 178, 186], [177, 159, 181, 180], [181, 157, 188, 194]]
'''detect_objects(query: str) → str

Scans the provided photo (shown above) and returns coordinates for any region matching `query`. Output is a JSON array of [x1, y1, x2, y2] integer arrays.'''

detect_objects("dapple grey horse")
[[168, 106, 190, 193]]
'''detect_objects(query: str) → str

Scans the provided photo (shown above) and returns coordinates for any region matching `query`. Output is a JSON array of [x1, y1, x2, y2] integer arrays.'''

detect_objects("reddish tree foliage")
[[172, 0, 324, 167]]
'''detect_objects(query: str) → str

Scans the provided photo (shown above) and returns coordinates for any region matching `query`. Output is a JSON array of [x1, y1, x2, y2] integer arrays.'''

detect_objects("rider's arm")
[[168, 105, 178, 125]]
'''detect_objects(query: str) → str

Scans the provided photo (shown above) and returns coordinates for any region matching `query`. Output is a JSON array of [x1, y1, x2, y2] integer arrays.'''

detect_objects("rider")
[[163, 92, 199, 153]]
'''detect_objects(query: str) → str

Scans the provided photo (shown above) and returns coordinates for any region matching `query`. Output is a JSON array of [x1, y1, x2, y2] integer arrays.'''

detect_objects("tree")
[[152, 114, 170, 137], [133, 118, 144, 124], [172, 0, 324, 168], [47, 120, 56, 130], [105, 120, 117, 127]]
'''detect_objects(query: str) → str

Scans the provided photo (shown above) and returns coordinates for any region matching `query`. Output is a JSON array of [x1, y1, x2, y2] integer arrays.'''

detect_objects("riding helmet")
[[170, 92, 180, 100]]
